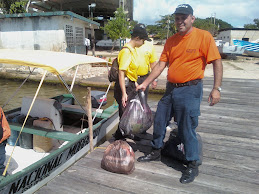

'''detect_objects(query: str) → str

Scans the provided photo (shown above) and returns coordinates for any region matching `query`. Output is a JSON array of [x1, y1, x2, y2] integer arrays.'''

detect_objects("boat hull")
[[0, 105, 118, 194], [217, 45, 245, 55], [244, 50, 259, 57], [233, 39, 259, 57]]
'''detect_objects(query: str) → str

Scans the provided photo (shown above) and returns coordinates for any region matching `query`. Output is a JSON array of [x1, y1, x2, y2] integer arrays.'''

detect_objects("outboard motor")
[[91, 90, 107, 108]]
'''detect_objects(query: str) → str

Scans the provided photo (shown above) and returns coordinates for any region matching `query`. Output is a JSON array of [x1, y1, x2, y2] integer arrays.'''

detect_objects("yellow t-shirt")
[[118, 44, 139, 82], [135, 41, 158, 76]]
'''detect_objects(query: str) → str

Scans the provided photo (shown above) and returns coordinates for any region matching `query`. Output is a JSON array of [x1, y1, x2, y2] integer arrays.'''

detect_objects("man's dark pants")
[[152, 81, 203, 161]]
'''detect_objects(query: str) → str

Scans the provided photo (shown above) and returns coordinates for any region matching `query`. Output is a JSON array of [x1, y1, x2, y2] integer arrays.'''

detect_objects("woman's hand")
[[122, 92, 128, 107]]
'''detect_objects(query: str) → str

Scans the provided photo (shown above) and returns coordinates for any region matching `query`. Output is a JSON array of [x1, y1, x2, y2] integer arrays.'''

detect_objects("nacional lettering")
[[4, 128, 101, 193], [8, 153, 63, 194], [66, 136, 90, 160], [66, 127, 101, 160]]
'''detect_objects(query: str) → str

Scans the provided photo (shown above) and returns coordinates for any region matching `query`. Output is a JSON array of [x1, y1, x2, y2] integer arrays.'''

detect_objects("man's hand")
[[136, 83, 147, 92], [208, 89, 221, 106], [151, 80, 158, 89]]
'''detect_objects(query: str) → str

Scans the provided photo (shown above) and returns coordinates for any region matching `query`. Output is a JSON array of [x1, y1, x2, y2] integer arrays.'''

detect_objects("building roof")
[[219, 28, 259, 32], [30, 0, 133, 20], [0, 11, 100, 26]]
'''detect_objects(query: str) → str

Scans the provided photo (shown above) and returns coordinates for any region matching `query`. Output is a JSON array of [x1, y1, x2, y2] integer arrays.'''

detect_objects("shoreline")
[[0, 45, 258, 94]]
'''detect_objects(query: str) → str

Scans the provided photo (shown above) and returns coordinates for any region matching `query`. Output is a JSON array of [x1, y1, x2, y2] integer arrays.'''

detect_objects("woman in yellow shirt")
[[113, 24, 151, 140]]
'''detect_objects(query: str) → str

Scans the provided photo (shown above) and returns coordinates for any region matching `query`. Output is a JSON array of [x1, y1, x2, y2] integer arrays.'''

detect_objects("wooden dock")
[[36, 77, 259, 194]]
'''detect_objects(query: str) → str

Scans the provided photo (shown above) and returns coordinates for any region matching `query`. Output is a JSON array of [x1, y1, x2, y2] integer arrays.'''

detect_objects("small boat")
[[233, 39, 259, 57], [215, 40, 245, 58], [0, 49, 119, 193]]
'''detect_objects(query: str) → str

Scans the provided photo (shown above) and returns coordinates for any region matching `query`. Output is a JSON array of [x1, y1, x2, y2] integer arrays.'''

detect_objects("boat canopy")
[[0, 49, 109, 75]]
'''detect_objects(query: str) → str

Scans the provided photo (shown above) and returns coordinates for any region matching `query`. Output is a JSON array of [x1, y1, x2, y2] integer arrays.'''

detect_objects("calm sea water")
[[0, 78, 162, 111]]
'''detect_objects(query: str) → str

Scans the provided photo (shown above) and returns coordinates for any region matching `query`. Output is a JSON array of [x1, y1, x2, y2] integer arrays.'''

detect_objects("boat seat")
[[21, 97, 63, 131]]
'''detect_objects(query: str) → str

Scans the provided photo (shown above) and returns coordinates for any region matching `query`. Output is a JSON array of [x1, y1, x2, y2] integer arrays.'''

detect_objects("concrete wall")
[[217, 30, 259, 45], [0, 12, 99, 54], [0, 16, 66, 51]]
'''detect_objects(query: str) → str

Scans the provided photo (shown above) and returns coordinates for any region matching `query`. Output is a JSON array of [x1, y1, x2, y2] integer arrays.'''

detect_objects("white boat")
[[96, 39, 130, 48], [233, 39, 259, 57], [0, 49, 119, 193], [216, 40, 245, 57]]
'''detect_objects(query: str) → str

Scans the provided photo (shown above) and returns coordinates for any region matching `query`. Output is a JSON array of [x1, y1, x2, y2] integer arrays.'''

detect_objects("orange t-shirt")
[[160, 27, 221, 83]]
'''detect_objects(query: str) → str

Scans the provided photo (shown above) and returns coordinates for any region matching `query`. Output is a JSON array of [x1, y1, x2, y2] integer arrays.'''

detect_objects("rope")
[[92, 82, 112, 122], [58, 74, 87, 114], [3, 70, 47, 176], [2, 67, 35, 109], [94, 146, 107, 150], [70, 65, 79, 92]]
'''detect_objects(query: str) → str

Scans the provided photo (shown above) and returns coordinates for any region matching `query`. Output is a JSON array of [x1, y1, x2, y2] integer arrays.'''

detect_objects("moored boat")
[[0, 49, 118, 193], [215, 40, 245, 58], [233, 39, 259, 57]]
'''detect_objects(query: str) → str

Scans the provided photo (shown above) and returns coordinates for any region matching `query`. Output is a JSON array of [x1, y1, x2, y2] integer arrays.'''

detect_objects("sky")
[[133, 0, 258, 28]]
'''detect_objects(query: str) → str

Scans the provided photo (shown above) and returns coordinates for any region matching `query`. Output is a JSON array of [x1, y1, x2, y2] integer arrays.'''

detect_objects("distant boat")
[[233, 39, 259, 57], [215, 40, 245, 59], [96, 39, 130, 48]]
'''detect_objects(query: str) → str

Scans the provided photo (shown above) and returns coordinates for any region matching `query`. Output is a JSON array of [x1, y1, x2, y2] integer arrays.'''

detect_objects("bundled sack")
[[161, 129, 203, 165], [0, 107, 11, 143], [101, 140, 135, 174], [119, 91, 153, 135]]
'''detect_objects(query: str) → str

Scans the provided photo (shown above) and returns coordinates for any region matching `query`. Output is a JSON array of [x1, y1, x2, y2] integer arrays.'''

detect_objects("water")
[[0, 78, 162, 146], [0, 78, 162, 111]]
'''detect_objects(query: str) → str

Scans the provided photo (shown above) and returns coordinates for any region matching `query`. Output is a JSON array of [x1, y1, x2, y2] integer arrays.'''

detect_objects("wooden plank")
[[92, 143, 259, 186], [74, 149, 259, 194], [37, 78, 259, 194], [68, 156, 233, 193]]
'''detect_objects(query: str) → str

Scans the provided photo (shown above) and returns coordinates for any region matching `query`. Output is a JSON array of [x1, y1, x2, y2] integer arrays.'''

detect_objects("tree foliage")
[[0, 0, 27, 14], [102, 7, 131, 44], [244, 18, 259, 29], [146, 14, 176, 40], [145, 15, 233, 39], [101, 7, 131, 51], [193, 17, 232, 36]]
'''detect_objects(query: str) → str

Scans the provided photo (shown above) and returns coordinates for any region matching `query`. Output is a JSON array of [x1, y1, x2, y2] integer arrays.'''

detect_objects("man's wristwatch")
[[214, 87, 222, 92]]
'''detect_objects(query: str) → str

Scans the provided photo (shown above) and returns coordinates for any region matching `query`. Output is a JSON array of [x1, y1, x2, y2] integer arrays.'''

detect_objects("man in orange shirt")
[[136, 4, 223, 184]]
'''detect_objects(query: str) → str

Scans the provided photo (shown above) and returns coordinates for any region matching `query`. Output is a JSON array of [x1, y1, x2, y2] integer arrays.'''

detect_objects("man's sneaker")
[[180, 161, 199, 184], [137, 148, 161, 162]]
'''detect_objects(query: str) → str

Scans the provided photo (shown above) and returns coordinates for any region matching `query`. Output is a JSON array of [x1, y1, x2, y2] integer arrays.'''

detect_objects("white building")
[[0, 11, 99, 54], [217, 28, 259, 45]]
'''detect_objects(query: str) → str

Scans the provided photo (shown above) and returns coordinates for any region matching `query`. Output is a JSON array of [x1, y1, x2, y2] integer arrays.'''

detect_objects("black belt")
[[170, 79, 201, 88], [138, 73, 149, 78]]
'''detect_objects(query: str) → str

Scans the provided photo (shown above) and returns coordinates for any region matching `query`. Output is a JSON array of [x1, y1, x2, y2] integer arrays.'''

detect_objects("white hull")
[[217, 45, 245, 55], [244, 50, 259, 57]]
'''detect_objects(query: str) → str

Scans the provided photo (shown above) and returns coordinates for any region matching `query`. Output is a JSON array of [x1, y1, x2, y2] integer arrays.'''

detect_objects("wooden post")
[[86, 87, 94, 152], [91, 27, 95, 56]]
